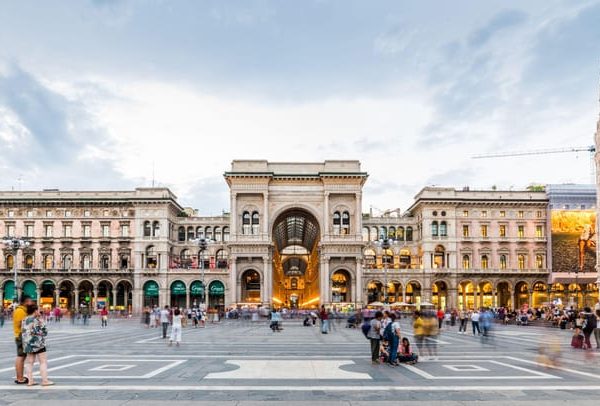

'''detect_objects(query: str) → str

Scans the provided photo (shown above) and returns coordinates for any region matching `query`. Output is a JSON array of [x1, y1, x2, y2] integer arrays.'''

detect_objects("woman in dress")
[[169, 308, 183, 347], [21, 304, 53, 386]]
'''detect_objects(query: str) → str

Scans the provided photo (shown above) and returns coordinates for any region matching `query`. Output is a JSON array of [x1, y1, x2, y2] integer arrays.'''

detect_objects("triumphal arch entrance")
[[224, 160, 367, 309]]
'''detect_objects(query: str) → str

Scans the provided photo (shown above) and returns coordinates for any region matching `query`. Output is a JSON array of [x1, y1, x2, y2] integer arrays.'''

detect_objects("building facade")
[[1, 160, 597, 313]]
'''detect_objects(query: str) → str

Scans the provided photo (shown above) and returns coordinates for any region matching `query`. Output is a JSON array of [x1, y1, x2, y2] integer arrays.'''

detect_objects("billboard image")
[[551, 210, 597, 273]]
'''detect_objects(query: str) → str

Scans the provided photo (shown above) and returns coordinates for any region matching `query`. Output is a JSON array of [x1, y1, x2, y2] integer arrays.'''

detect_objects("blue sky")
[[1, 0, 599, 214]]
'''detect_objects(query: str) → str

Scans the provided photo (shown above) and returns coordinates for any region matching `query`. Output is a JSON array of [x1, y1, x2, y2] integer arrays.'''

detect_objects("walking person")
[[319, 305, 329, 334], [100, 306, 108, 328], [581, 307, 597, 350], [160, 305, 170, 339], [593, 309, 600, 349], [13, 295, 34, 385], [458, 309, 468, 333], [0, 308, 5, 328], [169, 309, 183, 347], [368, 311, 383, 364], [471, 309, 481, 335], [21, 304, 53, 386], [413, 311, 425, 356], [387, 313, 401, 366]]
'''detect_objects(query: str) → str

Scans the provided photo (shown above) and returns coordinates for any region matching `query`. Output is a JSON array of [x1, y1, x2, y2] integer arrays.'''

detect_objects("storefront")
[[2, 280, 15, 308], [190, 281, 205, 308], [22, 280, 37, 301], [208, 280, 225, 311], [170, 280, 186, 308], [143, 280, 159, 307], [40, 280, 56, 311]]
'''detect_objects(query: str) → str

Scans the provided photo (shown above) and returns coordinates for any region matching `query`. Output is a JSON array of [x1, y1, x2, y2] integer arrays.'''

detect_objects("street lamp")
[[2, 237, 31, 304], [569, 267, 580, 309], [191, 237, 209, 310], [374, 238, 393, 303]]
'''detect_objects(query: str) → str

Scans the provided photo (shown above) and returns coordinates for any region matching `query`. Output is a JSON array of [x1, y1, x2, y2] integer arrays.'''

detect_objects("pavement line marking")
[[142, 360, 187, 378], [136, 336, 164, 343], [488, 360, 559, 379], [0, 355, 75, 373], [1, 385, 600, 391], [505, 356, 600, 380]]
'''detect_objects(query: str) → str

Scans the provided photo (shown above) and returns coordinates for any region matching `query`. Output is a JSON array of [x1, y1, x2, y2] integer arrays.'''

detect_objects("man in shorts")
[[13, 295, 34, 384]]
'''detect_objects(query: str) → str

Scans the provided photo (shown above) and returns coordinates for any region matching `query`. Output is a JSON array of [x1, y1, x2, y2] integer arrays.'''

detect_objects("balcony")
[[0, 268, 133, 275]]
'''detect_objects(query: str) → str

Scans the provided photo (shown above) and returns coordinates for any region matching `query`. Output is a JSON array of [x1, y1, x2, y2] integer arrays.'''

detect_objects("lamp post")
[[2, 237, 30, 304], [375, 238, 392, 304], [191, 237, 209, 310]]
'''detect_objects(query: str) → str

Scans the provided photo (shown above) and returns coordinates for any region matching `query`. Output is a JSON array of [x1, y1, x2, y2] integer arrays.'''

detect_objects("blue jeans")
[[321, 319, 329, 333], [389, 335, 399, 364], [472, 321, 480, 335]]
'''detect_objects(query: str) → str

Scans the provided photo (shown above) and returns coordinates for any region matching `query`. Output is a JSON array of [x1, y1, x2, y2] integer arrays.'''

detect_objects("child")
[[397, 337, 418, 364], [21, 304, 53, 386]]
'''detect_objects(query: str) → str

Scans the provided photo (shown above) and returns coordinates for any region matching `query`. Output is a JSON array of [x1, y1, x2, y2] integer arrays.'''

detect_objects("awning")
[[550, 273, 599, 285], [171, 281, 186, 296], [209, 280, 225, 295], [3, 281, 15, 301], [143, 281, 159, 297], [22, 280, 37, 300], [190, 281, 204, 296]]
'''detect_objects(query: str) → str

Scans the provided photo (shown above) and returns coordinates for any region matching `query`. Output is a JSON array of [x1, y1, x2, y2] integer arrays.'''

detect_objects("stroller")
[[346, 314, 359, 328]]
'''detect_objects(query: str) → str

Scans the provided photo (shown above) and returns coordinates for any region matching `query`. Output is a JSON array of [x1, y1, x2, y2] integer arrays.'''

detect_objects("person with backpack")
[[367, 311, 383, 364], [384, 313, 401, 366]]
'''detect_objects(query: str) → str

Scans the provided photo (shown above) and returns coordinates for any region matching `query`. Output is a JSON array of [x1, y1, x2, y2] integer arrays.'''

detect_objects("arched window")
[[205, 226, 213, 241], [82, 254, 91, 270], [187, 226, 194, 240], [396, 227, 405, 241], [119, 254, 129, 269], [214, 226, 222, 242], [362, 227, 370, 242], [431, 221, 438, 237], [44, 255, 53, 270], [440, 221, 447, 237], [371, 227, 379, 241], [143, 221, 151, 237], [178, 226, 186, 242], [196, 226, 204, 239], [242, 211, 251, 235], [535, 254, 544, 269], [406, 227, 413, 241], [388, 226, 396, 239], [6, 254, 14, 269], [180, 249, 191, 269], [333, 211, 341, 235], [251, 211, 260, 235], [433, 245, 445, 268], [152, 221, 160, 237], [216, 249, 228, 269], [146, 246, 157, 269], [380, 226, 387, 240], [462, 255, 470, 269], [100, 254, 110, 269], [223, 226, 230, 242], [341, 211, 350, 235], [62, 254, 72, 270], [499, 254, 507, 269], [24, 255, 34, 269], [518, 254, 526, 270], [481, 255, 489, 269], [364, 248, 376, 268]]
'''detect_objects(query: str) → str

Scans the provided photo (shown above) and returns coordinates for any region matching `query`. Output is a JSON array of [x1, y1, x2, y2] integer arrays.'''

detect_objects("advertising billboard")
[[551, 210, 596, 272]]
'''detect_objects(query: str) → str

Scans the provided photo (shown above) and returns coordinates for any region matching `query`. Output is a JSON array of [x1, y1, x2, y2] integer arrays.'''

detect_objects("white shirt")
[[172, 314, 182, 328], [471, 312, 480, 322], [160, 309, 170, 323]]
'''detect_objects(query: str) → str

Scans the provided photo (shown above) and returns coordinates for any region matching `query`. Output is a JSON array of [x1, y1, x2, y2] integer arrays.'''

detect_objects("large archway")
[[272, 209, 320, 309], [331, 270, 352, 304], [241, 270, 261, 304]]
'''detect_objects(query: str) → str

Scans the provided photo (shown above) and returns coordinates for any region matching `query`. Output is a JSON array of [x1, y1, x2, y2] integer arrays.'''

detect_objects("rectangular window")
[[535, 225, 543, 238], [46, 210, 52, 217], [463, 210, 468, 217], [65, 210, 72, 217], [26, 225, 34, 237], [84, 210, 91, 217], [480, 225, 488, 238], [121, 224, 129, 237], [518, 225, 525, 238], [83, 225, 91, 237], [64, 225, 72, 237], [499, 210, 506, 217], [518, 210, 524, 218], [536, 210, 543, 218], [499, 225, 506, 237], [7, 225, 15, 236], [8, 210, 14, 218], [27, 210, 33, 218], [462, 225, 469, 237], [481, 211, 487, 218], [45, 225, 53, 237], [103, 210, 109, 217], [102, 225, 110, 237]]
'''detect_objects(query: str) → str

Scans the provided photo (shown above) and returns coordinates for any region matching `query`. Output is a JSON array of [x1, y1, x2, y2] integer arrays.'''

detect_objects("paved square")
[[31, 358, 186, 379]]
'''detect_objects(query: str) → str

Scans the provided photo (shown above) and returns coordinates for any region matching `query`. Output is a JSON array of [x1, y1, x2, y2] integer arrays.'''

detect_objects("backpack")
[[383, 322, 394, 342], [361, 321, 371, 339]]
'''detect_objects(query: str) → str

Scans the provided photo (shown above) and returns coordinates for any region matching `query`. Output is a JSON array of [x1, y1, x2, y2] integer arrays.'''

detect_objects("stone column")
[[229, 258, 237, 306], [112, 289, 118, 309], [323, 192, 330, 238], [263, 192, 269, 236], [402, 285, 406, 303], [185, 290, 190, 309], [448, 288, 457, 310], [132, 288, 142, 314], [320, 256, 330, 305], [0, 289, 3, 304], [355, 192, 362, 237], [507, 289, 513, 310], [492, 289, 497, 308], [55, 289, 60, 309], [264, 257, 272, 305], [528, 290, 533, 307], [355, 257, 363, 307], [230, 192, 237, 242], [74, 290, 79, 309], [93, 288, 98, 310], [36, 289, 41, 306]]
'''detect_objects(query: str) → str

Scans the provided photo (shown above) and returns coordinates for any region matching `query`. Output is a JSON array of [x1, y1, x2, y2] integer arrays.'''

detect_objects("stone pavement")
[[0, 316, 599, 404]]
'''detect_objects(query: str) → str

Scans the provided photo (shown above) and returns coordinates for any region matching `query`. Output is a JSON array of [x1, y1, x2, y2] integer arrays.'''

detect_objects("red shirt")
[[437, 310, 444, 320]]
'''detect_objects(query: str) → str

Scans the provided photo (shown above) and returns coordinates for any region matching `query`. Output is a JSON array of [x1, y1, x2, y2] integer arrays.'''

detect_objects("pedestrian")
[[319, 305, 329, 334], [100, 306, 108, 328], [368, 311, 383, 364], [413, 311, 425, 355], [21, 304, 53, 386], [13, 295, 34, 385], [436, 308, 444, 329], [160, 305, 170, 339], [169, 309, 183, 347], [471, 309, 481, 335], [387, 313, 401, 366], [458, 309, 468, 333], [594, 309, 600, 349], [0, 308, 5, 328], [581, 307, 597, 350], [397, 337, 418, 364], [143, 307, 151, 328]]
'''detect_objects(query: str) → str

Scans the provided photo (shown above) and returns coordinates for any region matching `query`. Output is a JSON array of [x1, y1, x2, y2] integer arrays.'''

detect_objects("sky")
[[1, 0, 600, 215]]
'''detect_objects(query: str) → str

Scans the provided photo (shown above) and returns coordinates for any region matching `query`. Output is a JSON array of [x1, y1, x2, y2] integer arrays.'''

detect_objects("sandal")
[[27, 382, 38, 387], [41, 381, 55, 386], [14, 377, 29, 385]]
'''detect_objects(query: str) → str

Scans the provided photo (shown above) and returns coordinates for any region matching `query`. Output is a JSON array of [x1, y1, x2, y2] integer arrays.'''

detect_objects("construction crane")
[[472, 145, 596, 183]]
